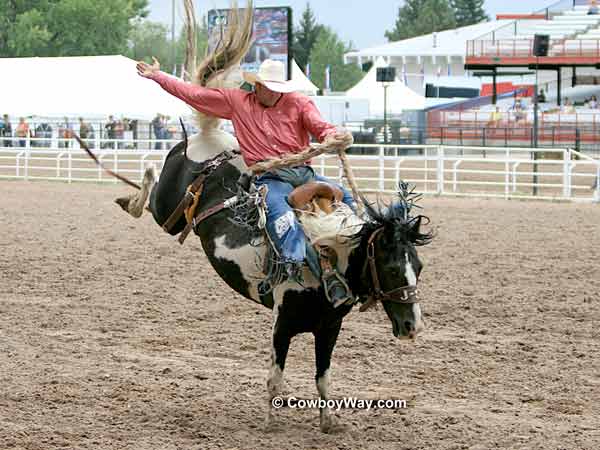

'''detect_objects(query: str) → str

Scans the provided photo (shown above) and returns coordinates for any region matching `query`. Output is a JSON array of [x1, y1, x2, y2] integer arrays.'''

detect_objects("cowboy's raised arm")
[[136, 58, 234, 119], [301, 97, 353, 147]]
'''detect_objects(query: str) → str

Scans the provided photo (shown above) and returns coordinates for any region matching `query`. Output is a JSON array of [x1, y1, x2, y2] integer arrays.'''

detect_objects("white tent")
[[346, 57, 425, 116], [291, 59, 319, 96], [0, 55, 193, 120]]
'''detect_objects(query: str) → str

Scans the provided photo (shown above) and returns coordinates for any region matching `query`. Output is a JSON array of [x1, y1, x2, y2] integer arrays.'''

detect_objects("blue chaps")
[[254, 165, 354, 278]]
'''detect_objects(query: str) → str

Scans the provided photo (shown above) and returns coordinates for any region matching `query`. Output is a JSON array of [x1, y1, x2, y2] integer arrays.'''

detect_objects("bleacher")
[[468, 2, 600, 59]]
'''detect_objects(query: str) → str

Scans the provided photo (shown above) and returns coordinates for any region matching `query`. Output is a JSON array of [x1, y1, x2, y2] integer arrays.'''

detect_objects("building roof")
[[0, 55, 193, 119], [291, 59, 319, 95], [346, 58, 425, 114], [345, 20, 512, 62]]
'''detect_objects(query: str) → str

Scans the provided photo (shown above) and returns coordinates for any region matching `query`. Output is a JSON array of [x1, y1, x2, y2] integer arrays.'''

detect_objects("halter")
[[359, 227, 419, 312]]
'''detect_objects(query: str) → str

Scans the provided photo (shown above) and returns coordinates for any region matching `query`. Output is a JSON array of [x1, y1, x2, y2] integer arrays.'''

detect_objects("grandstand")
[[344, 0, 600, 152]]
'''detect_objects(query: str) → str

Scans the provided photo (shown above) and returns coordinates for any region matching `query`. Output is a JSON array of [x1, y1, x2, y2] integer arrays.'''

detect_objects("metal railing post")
[[379, 146, 385, 192], [512, 162, 521, 193], [394, 159, 405, 188], [113, 152, 118, 184], [594, 165, 600, 203], [437, 146, 445, 194], [68, 149, 72, 184], [505, 147, 510, 198], [453, 160, 462, 192], [563, 148, 571, 198], [24, 148, 30, 181], [56, 152, 65, 178]]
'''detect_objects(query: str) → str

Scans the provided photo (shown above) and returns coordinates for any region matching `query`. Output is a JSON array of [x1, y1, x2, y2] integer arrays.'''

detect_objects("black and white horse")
[[116, 129, 433, 431], [113, 3, 432, 431]]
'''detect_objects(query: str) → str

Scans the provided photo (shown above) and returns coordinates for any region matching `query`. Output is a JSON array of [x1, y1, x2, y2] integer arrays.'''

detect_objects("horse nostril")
[[404, 321, 415, 332]]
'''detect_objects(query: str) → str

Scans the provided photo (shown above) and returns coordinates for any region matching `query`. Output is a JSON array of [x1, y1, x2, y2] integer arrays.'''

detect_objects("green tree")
[[0, 0, 148, 57], [292, 2, 324, 73], [451, 0, 488, 27], [385, 0, 456, 42], [126, 17, 208, 77], [309, 27, 363, 92]]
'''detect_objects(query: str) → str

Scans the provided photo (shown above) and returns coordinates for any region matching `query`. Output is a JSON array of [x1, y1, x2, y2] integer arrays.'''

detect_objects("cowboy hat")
[[243, 59, 297, 93]]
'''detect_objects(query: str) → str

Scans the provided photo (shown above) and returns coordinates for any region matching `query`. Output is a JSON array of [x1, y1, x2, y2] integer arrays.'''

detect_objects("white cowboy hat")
[[243, 59, 297, 93]]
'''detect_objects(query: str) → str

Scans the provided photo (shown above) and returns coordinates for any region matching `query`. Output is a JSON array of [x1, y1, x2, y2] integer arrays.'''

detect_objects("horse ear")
[[409, 216, 422, 235]]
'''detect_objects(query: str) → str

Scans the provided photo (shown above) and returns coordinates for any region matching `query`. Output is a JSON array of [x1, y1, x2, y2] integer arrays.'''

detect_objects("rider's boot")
[[318, 246, 353, 308]]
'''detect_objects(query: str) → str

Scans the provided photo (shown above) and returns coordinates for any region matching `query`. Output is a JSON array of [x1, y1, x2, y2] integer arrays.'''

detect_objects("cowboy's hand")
[[136, 57, 161, 79], [323, 128, 354, 150]]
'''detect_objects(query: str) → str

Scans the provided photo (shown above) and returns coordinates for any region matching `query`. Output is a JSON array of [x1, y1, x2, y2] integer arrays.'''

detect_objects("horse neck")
[[345, 226, 372, 298], [186, 128, 242, 166]]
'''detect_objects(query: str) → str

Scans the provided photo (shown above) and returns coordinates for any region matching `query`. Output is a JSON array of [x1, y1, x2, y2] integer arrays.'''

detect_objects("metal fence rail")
[[1, 142, 599, 203]]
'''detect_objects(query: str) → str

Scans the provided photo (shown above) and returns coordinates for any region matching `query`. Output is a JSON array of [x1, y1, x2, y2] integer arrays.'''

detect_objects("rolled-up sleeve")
[[301, 98, 337, 142], [150, 71, 234, 119]]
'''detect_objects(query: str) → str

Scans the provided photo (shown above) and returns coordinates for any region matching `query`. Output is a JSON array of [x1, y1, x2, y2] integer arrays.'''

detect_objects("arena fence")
[[1, 138, 599, 203]]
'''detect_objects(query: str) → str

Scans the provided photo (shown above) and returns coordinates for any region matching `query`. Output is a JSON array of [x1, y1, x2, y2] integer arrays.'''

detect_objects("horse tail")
[[73, 132, 140, 190], [194, 0, 254, 88], [182, 0, 197, 82]]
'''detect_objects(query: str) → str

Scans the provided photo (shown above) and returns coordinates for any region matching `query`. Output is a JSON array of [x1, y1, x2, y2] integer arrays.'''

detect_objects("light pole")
[[383, 83, 389, 144], [376, 67, 396, 146], [171, 0, 176, 75], [533, 56, 539, 196], [531, 33, 548, 196]]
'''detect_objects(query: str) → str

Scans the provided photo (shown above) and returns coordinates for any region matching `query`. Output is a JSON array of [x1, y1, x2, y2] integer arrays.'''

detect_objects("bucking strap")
[[161, 149, 240, 236]]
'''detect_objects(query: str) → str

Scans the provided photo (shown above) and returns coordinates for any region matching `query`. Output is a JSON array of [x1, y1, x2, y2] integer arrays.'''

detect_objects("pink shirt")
[[150, 72, 337, 166]]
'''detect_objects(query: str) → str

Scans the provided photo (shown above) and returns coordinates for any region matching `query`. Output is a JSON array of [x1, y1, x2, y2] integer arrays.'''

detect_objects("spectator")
[[511, 98, 526, 122], [79, 117, 95, 148], [114, 119, 125, 149], [562, 98, 575, 114], [103, 115, 116, 148], [588, 0, 599, 15], [79, 117, 91, 139], [537, 89, 546, 103], [0, 115, 6, 146], [16, 117, 31, 147], [488, 106, 503, 127], [151, 113, 165, 150], [164, 116, 177, 141], [34, 122, 53, 147], [1, 114, 13, 147], [589, 95, 598, 109], [129, 119, 139, 141], [58, 117, 73, 148]]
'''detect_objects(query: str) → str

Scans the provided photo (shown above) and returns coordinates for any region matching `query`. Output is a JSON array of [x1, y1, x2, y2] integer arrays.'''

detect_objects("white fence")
[[1, 140, 599, 202]]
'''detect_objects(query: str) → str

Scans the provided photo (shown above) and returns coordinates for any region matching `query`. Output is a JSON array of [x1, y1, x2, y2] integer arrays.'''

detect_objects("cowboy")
[[136, 57, 355, 307]]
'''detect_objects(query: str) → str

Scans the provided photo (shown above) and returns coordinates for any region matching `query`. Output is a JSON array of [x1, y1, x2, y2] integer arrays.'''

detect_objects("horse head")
[[349, 184, 433, 340]]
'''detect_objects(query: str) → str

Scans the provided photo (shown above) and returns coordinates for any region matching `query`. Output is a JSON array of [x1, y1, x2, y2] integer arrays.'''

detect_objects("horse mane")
[[358, 183, 434, 247]]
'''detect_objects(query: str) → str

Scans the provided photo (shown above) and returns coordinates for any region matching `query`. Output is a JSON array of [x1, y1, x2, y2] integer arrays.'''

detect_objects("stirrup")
[[322, 271, 353, 308]]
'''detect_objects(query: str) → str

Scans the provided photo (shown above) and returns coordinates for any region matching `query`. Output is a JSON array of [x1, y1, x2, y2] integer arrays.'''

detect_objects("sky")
[[148, 0, 554, 49]]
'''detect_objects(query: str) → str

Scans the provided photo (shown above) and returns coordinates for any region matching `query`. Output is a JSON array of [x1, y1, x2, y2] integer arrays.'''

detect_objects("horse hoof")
[[115, 196, 131, 212], [264, 412, 277, 432], [320, 414, 347, 434]]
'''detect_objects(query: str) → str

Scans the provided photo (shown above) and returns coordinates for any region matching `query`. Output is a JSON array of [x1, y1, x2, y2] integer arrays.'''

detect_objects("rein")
[[359, 227, 419, 312]]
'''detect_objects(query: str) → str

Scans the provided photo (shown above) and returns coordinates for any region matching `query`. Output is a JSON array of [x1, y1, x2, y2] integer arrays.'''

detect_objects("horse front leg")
[[265, 304, 291, 430], [314, 320, 343, 433]]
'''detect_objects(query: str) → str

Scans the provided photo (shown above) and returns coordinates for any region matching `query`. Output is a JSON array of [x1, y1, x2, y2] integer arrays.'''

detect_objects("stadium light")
[[376, 67, 396, 145]]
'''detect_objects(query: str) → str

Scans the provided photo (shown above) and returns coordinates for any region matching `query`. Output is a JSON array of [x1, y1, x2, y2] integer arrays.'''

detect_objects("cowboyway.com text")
[[271, 396, 407, 412]]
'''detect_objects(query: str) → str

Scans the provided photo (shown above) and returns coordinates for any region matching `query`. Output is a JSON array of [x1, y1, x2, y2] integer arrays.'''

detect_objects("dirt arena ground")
[[1, 180, 599, 450]]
